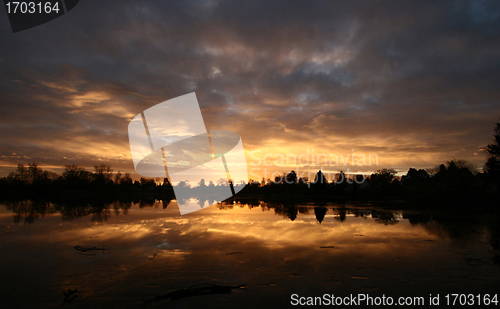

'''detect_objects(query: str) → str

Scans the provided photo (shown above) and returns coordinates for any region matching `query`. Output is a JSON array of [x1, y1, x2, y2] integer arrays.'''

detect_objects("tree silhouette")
[[371, 168, 397, 184], [314, 207, 327, 223], [285, 170, 297, 184], [485, 121, 500, 184], [93, 164, 113, 185], [314, 170, 326, 184]]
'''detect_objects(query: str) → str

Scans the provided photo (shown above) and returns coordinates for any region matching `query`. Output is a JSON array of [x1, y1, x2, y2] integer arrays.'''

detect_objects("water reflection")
[[2, 199, 500, 251], [0, 200, 499, 308]]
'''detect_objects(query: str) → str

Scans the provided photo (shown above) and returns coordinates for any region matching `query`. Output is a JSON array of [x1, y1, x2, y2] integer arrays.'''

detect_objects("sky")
[[1, 0, 500, 182]]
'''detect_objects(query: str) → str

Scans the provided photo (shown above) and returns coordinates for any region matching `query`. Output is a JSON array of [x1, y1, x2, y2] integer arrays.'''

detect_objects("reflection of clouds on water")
[[0, 201, 499, 307], [2, 200, 495, 258]]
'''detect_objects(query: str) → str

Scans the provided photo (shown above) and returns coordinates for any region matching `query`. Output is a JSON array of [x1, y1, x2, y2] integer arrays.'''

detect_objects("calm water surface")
[[0, 200, 499, 308]]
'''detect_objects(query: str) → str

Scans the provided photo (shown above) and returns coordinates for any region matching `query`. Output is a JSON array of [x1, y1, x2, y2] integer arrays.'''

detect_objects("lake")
[[0, 200, 499, 308]]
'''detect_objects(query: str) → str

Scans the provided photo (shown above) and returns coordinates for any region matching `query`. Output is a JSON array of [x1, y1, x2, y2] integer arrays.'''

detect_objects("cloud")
[[1, 0, 499, 178]]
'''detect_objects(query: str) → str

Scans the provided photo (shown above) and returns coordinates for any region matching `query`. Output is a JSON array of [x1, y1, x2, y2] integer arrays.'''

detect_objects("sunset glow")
[[1, 1, 499, 181]]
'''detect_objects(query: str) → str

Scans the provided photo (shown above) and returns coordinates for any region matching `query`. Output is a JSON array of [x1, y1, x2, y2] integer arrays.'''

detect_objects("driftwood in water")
[[74, 245, 110, 254], [144, 283, 246, 303], [62, 289, 78, 304]]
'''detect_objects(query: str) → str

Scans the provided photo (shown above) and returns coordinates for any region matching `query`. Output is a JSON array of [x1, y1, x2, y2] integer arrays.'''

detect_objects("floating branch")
[[62, 289, 78, 305], [144, 283, 247, 303], [74, 245, 110, 254]]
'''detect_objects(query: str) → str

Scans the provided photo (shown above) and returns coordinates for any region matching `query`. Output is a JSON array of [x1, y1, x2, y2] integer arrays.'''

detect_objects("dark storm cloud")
[[1, 0, 499, 176]]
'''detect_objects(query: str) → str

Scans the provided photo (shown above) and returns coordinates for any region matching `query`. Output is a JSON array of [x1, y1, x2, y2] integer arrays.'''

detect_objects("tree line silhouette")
[[1, 121, 499, 207], [0, 163, 175, 199], [240, 120, 500, 207], [239, 159, 494, 206]]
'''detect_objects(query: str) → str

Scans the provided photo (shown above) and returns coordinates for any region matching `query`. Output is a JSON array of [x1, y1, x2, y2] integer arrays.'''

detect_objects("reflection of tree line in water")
[[218, 201, 500, 265], [1, 198, 171, 224], [0, 199, 407, 225], [2, 199, 499, 264]]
